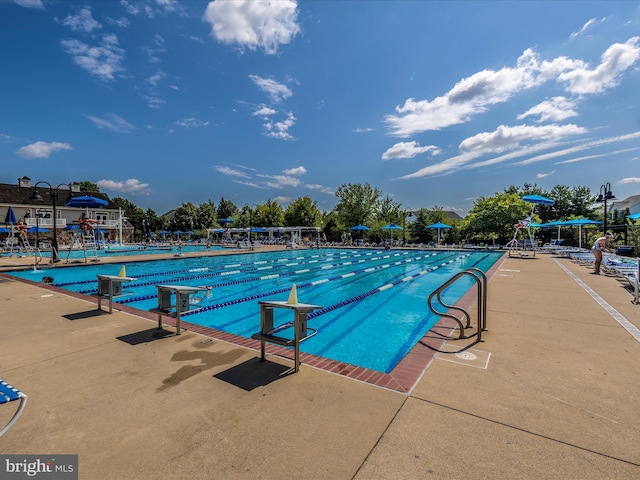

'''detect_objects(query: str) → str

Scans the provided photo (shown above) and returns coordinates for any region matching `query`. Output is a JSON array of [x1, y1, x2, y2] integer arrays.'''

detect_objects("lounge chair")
[[0, 379, 27, 437]]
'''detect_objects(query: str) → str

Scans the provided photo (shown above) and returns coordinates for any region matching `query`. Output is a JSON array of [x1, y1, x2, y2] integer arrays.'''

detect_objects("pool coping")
[[0, 249, 507, 394]]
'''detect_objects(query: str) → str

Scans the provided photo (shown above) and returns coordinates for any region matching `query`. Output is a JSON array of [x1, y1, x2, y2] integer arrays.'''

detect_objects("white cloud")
[[203, 0, 301, 55], [517, 96, 578, 123], [61, 34, 125, 82], [397, 124, 587, 179], [619, 177, 640, 184], [570, 17, 605, 40], [558, 37, 640, 94], [249, 75, 292, 103], [305, 184, 334, 195], [555, 147, 640, 165], [353, 128, 374, 133], [252, 106, 277, 117], [16, 141, 72, 159], [258, 173, 301, 189], [96, 178, 151, 194], [175, 117, 209, 128], [264, 112, 296, 140], [273, 196, 291, 204], [283, 166, 306, 176], [12, 0, 44, 9], [85, 114, 136, 133], [536, 170, 555, 179], [214, 165, 251, 178], [385, 38, 640, 137], [459, 124, 586, 155], [60, 7, 101, 34], [382, 141, 440, 160]]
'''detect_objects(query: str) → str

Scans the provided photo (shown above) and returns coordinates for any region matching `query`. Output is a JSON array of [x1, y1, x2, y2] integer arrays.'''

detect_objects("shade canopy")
[[4, 206, 17, 225], [0, 227, 11, 233], [563, 218, 603, 226], [381, 224, 403, 230], [350, 224, 371, 231], [522, 194, 555, 205], [627, 212, 640, 220], [64, 195, 108, 208], [250, 227, 267, 233], [27, 226, 50, 233], [220, 218, 234, 224], [425, 222, 452, 229]]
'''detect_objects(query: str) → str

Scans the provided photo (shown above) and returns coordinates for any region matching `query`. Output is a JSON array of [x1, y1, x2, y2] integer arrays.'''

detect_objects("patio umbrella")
[[0, 227, 10, 233], [563, 218, 603, 249], [522, 194, 555, 205], [63, 224, 81, 231], [220, 218, 234, 224], [64, 195, 108, 208], [350, 224, 371, 231], [381, 223, 403, 242], [425, 222, 451, 244], [627, 212, 640, 220], [4, 205, 17, 225], [27, 226, 50, 233]]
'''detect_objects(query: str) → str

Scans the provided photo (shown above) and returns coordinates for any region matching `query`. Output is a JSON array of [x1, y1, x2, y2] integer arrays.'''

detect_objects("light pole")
[[29, 182, 71, 263], [596, 182, 615, 235]]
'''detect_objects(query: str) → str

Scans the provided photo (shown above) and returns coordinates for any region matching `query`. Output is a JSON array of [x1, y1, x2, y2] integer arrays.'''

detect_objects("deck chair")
[[0, 379, 27, 437]]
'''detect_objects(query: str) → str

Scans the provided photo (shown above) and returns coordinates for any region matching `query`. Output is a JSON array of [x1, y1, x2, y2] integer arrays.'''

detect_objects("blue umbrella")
[[627, 212, 640, 220], [522, 194, 555, 205], [350, 224, 371, 231], [564, 218, 603, 248], [220, 218, 234, 224], [381, 224, 403, 230], [0, 227, 10, 233], [64, 224, 81, 231], [64, 195, 108, 208], [27, 226, 50, 233], [4, 206, 17, 225], [425, 222, 451, 244]]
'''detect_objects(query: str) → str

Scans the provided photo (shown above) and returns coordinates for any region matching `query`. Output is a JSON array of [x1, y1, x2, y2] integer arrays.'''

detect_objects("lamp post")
[[29, 182, 70, 263], [596, 182, 616, 235]]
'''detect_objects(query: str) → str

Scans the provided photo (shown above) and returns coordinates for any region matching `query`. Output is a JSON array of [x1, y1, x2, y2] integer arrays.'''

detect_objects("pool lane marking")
[[553, 258, 640, 344], [182, 253, 472, 316], [83, 250, 450, 300]]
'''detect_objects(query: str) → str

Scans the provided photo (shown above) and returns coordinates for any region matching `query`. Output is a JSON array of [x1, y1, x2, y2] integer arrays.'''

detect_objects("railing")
[[428, 267, 487, 342]]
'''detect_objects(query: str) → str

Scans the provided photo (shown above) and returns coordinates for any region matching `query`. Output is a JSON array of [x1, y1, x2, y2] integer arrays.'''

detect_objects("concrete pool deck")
[[0, 248, 639, 479]]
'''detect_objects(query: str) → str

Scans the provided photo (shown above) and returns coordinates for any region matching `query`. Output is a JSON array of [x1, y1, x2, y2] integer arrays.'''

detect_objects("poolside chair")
[[0, 379, 27, 437]]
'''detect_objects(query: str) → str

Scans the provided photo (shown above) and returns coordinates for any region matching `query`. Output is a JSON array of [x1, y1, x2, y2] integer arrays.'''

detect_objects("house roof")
[[612, 194, 640, 211], [0, 181, 118, 210]]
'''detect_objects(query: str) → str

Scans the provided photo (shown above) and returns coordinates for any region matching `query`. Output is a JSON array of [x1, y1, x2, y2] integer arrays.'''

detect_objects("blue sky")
[[1, 0, 640, 216]]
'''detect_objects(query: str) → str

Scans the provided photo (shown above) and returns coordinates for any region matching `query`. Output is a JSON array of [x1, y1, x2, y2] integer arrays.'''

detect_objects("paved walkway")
[[0, 249, 639, 479]]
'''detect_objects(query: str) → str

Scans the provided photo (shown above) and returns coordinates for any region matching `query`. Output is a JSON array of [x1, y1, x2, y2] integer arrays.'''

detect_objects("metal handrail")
[[428, 268, 487, 341]]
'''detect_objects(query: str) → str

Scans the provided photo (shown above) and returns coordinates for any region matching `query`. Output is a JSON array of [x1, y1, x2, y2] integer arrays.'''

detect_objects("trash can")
[[615, 246, 635, 257]]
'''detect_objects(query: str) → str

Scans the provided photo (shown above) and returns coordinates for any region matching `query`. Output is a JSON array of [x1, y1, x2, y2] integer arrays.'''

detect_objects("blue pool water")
[[8, 248, 503, 373]]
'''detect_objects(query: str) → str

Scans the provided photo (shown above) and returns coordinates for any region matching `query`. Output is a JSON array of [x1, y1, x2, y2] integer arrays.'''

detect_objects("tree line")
[[78, 180, 636, 248]]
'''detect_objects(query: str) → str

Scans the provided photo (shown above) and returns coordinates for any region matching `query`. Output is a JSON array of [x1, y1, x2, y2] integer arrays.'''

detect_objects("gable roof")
[[0, 180, 118, 210], [612, 194, 640, 211]]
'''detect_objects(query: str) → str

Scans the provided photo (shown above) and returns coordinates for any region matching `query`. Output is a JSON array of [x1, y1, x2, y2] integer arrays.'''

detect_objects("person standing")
[[591, 233, 613, 274]]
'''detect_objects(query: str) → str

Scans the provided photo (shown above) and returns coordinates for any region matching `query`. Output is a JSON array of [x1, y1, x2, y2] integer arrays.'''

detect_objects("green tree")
[[255, 200, 284, 227], [197, 201, 217, 230], [172, 202, 198, 231], [284, 196, 321, 226], [334, 182, 382, 231], [112, 197, 144, 237], [77, 180, 100, 192], [461, 193, 532, 243], [217, 198, 238, 222]]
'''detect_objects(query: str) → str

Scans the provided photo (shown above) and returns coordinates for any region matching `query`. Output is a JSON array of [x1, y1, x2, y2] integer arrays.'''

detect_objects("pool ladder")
[[428, 267, 487, 342]]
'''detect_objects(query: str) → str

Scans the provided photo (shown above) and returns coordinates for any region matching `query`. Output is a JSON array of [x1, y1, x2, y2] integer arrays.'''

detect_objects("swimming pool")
[[8, 248, 503, 373], [3, 243, 224, 260]]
